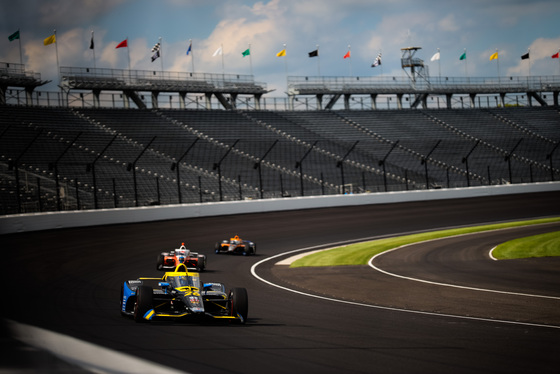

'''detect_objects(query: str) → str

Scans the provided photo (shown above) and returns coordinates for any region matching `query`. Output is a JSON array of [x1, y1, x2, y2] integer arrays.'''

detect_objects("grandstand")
[[1, 62, 559, 215]]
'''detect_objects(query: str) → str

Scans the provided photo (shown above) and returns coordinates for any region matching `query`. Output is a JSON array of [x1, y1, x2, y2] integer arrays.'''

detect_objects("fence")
[[3, 87, 557, 111]]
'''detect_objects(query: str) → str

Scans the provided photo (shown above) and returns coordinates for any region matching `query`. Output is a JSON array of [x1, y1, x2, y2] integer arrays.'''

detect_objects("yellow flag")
[[276, 49, 286, 57], [44, 34, 56, 45], [489, 51, 498, 61]]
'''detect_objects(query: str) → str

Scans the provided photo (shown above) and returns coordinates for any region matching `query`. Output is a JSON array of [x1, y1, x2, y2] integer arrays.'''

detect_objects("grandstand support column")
[[128, 136, 156, 207], [254, 94, 262, 110], [422, 139, 441, 190], [0, 85, 6, 105], [287, 93, 295, 111], [151, 91, 160, 109], [230, 93, 238, 109], [528, 92, 547, 106], [92, 89, 101, 108], [344, 94, 351, 110], [396, 94, 403, 109], [499, 93, 506, 108], [446, 93, 453, 109], [205, 93, 212, 109], [370, 94, 377, 110], [123, 92, 130, 109], [553, 91, 559, 107], [178, 92, 186, 109], [469, 93, 476, 108], [25, 87, 34, 106], [316, 94, 323, 110]]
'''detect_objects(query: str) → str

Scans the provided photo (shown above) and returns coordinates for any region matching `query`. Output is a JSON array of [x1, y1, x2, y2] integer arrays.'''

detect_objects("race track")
[[2, 191, 560, 373]]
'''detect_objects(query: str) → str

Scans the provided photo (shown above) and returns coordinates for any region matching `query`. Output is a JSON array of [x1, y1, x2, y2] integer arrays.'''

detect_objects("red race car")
[[157, 243, 207, 272]]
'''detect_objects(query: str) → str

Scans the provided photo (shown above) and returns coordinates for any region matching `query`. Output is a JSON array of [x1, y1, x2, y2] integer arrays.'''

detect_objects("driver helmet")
[[175, 242, 190, 257]]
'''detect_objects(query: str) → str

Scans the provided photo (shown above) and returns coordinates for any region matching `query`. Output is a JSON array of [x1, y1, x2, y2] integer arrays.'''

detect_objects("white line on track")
[[251, 224, 560, 330], [368, 239, 560, 301], [489, 245, 499, 260]]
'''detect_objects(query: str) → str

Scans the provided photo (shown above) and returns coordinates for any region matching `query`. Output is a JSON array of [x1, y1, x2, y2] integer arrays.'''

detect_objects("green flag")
[[8, 30, 20, 42], [242, 48, 250, 57], [459, 52, 466, 60]]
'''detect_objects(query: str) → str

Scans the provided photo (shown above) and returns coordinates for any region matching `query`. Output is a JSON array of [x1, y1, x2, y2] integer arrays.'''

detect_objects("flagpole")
[[379, 49, 383, 75], [159, 37, 164, 75], [283, 43, 288, 78], [18, 29, 23, 64], [495, 48, 500, 82], [91, 30, 96, 69], [53, 29, 60, 84], [528, 48, 531, 77], [464, 48, 468, 79], [189, 39, 195, 73], [348, 44, 352, 77], [316, 44, 321, 76], [437, 48, 441, 82], [221, 43, 225, 75], [248, 43, 253, 76], [126, 37, 131, 70]]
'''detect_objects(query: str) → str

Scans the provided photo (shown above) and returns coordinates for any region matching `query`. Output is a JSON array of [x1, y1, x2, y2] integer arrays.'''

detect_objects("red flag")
[[116, 39, 128, 49], [552, 52, 559, 59], [343, 51, 351, 59]]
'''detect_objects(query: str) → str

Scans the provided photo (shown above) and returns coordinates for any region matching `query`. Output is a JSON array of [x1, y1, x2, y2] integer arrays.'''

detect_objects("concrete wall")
[[2, 182, 560, 235]]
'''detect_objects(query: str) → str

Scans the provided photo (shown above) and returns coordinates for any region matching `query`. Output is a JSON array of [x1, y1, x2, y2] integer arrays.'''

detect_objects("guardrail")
[[2, 182, 559, 234]]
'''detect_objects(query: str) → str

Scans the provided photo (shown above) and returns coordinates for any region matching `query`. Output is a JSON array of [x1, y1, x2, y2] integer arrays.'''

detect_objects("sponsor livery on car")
[[157, 242, 207, 272], [120, 263, 248, 324], [215, 235, 256, 255]]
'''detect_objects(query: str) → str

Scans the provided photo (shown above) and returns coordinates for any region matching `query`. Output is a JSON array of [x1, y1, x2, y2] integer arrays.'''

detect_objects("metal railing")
[[0, 62, 44, 82], [3, 88, 558, 110], [288, 75, 560, 94], [60, 66, 267, 91]]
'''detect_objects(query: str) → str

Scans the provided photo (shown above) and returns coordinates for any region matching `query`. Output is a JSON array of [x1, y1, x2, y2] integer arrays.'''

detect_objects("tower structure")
[[400, 47, 429, 82]]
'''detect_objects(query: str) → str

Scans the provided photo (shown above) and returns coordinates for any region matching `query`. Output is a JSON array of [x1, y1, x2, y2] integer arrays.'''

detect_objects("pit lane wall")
[[2, 182, 560, 235]]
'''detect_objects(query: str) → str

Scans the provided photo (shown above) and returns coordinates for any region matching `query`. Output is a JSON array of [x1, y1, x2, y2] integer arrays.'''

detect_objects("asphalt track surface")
[[1, 191, 560, 373]]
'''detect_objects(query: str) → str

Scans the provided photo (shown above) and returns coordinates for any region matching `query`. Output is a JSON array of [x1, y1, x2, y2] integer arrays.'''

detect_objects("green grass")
[[492, 231, 560, 259], [290, 217, 560, 268]]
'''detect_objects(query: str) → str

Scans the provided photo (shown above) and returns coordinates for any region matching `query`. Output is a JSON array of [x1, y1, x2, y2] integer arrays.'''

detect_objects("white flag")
[[430, 52, 440, 61], [213, 46, 223, 56]]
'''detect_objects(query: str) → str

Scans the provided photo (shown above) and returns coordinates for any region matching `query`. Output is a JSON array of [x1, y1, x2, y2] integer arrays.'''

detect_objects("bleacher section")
[[1, 105, 559, 214]]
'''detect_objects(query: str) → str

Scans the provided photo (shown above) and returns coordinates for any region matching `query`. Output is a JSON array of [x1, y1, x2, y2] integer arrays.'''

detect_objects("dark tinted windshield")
[[167, 275, 200, 289]]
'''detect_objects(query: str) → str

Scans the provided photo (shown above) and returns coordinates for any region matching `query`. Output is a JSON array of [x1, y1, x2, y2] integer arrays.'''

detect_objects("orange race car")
[[215, 235, 256, 256], [157, 243, 207, 272]]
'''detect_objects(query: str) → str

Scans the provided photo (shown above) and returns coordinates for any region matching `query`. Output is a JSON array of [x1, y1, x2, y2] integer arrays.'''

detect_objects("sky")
[[1, 0, 560, 95]]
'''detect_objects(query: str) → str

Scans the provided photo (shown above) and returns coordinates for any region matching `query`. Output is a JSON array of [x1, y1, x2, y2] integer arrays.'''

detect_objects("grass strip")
[[492, 231, 560, 259], [290, 217, 560, 268]]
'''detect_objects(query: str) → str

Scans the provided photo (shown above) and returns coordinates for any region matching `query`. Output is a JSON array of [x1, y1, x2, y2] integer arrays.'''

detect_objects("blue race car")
[[120, 263, 248, 324]]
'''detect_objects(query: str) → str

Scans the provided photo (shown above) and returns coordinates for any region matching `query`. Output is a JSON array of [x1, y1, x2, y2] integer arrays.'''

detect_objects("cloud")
[[36, 0, 127, 27], [438, 14, 460, 33], [25, 28, 88, 80], [506, 36, 560, 76], [2, 0, 559, 94]]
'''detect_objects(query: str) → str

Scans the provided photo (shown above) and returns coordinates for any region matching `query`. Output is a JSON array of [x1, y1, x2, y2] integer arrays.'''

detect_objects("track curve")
[[2, 191, 560, 373]]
